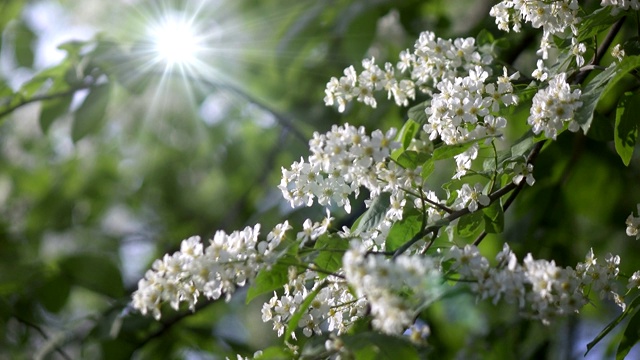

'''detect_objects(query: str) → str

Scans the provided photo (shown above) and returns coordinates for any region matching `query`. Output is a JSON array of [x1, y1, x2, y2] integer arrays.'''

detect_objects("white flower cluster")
[[261, 268, 367, 338], [601, 0, 640, 15], [424, 66, 518, 146], [324, 31, 492, 112], [448, 244, 623, 324], [626, 204, 640, 240], [454, 183, 489, 212], [489, 0, 580, 59], [132, 223, 287, 320], [343, 242, 442, 335], [279, 123, 424, 214], [528, 73, 583, 140]]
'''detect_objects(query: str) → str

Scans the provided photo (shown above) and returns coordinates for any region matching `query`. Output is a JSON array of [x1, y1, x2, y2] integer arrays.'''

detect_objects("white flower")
[[527, 73, 582, 140], [612, 43, 626, 62], [513, 163, 535, 186], [456, 183, 490, 212], [626, 204, 640, 239]]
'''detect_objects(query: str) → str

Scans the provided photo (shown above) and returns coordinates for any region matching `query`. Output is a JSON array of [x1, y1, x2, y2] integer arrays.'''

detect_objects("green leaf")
[[587, 294, 640, 356], [432, 136, 492, 161], [59, 253, 124, 298], [575, 64, 617, 133], [39, 94, 73, 133], [13, 21, 35, 68], [395, 150, 431, 170], [72, 84, 111, 142], [456, 211, 484, 238], [254, 346, 293, 360], [482, 200, 504, 234], [578, 55, 640, 134], [245, 259, 291, 304], [354, 192, 390, 235], [397, 119, 420, 150], [385, 215, 422, 251], [407, 100, 429, 125], [476, 29, 494, 47], [578, 7, 625, 42], [313, 234, 350, 277], [421, 158, 435, 180], [284, 281, 327, 342], [35, 272, 70, 313], [617, 306, 640, 360], [614, 92, 640, 166], [342, 332, 419, 360]]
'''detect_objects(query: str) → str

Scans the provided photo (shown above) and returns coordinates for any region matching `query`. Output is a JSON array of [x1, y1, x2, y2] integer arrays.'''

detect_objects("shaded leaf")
[[246, 258, 291, 304], [617, 307, 640, 360], [35, 272, 71, 313], [407, 100, 429, 125], [354, 192, 390, 235], [39, 94, 73, 133], [13, 21, 35, 68], [59, 253, 124, 298], [456, 211, 483, 238], [614, 92, 640, 166], [587, 294, 640, 356], [313, 234, 350, 277], [483, 200, 504, 234]]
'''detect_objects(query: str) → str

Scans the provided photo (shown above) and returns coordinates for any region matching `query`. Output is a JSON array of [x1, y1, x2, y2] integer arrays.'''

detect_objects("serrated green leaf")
[[385, 215, 422, 251], [354, 193, 390, 235], [587, 294, 640, 356], [456, 211, 483, 238], [245, 259, 291, 304], [72, 84, 111, 142], [614, 92, 640, 166], [313, 234, 349, 278], [408, 100, 429, 125], [39, 94, 73, 133], [617, 306, 640, 360], [433, 140, 476, 160], [482, 200, 504, 234], [59, 253, 124, 298]]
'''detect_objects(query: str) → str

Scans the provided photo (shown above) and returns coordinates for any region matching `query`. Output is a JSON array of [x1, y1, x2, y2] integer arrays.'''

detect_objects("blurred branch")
[[14, 316, 72, 360], [0, 81, 95, 119]]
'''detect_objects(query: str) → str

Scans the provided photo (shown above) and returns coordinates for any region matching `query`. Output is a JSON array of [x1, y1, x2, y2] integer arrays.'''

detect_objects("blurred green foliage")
[[0, 0, 639, 359]]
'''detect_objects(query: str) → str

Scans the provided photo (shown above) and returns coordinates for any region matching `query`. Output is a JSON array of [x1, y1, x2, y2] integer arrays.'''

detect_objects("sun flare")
[[147, 12, 203, 70]]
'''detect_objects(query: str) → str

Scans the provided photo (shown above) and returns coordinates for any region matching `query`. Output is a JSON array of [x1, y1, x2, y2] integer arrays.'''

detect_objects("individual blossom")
[[455, 183, 490, 212], [611, 43, 626, 62], [513, 162, 535, 186], [532, 59, 548, 82], [571, 38, 587, 67], [626, 204, 640, 239]]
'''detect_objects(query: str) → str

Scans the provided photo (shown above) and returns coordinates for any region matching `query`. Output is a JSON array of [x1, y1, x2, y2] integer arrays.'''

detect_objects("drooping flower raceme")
[[343, 241, 443, 335], [132, 223, 287, 320]]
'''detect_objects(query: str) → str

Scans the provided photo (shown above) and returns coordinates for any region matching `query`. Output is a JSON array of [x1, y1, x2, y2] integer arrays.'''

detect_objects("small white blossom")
[[626, 204, 640, 239]]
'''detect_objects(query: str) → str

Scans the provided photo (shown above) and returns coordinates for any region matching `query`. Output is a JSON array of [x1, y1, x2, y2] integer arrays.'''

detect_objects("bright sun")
[[147, 12, 203, 70]]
